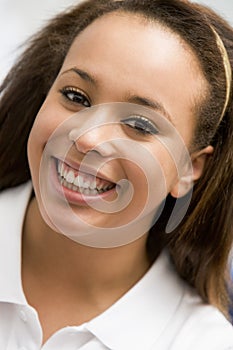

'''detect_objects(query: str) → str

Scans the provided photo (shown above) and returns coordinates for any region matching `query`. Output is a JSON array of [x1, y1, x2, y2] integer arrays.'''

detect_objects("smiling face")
[[27, 12, 208, 247]]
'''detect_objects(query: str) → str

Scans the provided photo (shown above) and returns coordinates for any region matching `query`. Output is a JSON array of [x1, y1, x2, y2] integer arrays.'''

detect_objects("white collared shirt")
[[0, 182, 233, 350]]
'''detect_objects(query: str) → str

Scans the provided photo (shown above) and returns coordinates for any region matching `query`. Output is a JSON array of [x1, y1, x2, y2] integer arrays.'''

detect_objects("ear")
[[170, 145, 213, 198]]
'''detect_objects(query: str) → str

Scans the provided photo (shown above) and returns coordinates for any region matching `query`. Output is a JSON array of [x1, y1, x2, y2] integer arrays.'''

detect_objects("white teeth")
[[66, 170, 75, 184], [64, 169, 68, 178], [83, 188, 89, 195], [74, 175, 83, 187], [82, 188, 99, 196], [79, 187, 84, 194], [83, 180, 90, 189], [72, 184, 78, 191], [58, 161, 62, 174], [61, 163, 65, 177], [67, 182, 72, 189], [89, 179, 97, 190], [57, 160, 114, 194]]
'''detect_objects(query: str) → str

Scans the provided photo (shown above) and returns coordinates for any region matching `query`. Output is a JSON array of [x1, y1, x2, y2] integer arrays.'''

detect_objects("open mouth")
[[56, 159, 116, 196]]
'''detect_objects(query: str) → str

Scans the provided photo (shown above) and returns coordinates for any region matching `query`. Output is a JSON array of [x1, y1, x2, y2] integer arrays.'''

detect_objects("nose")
[[68, 123, 121, 157]]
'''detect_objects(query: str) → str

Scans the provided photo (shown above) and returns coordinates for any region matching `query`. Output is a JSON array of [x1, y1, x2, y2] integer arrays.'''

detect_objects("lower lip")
[[50, 158, 117, 206]]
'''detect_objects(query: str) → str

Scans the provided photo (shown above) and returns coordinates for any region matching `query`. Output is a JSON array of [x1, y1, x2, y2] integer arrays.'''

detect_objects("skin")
[[23, 12, 212, 343]]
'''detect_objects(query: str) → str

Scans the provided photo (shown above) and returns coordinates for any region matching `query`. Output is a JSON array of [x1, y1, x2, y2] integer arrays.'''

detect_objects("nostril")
[[69, 128, 94, 155], [68, 124, 120, 158]]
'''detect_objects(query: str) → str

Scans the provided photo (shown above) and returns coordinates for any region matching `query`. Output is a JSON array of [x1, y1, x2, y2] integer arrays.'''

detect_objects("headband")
[[210, 26, 232, 125]]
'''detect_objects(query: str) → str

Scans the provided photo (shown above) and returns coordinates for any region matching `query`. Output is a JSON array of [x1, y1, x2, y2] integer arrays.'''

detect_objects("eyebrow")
[[61, 67, 98, 86], [61, 67, 174, 124], [127, 95, 174, 124]]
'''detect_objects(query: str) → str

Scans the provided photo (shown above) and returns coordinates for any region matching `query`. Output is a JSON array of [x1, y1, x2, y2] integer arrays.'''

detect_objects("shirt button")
[[19, 310, 27, 322]]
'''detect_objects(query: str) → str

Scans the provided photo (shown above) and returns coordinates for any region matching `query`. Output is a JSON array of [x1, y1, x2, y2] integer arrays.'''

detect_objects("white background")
[[0, 0, 233, 83]]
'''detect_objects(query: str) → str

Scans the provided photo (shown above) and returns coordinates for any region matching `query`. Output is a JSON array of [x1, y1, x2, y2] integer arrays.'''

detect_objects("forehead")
[[59, 12, 207, 141], [65, 11, 201, 69], [66, 12, 196, 66], [62, 11, 205, 93]]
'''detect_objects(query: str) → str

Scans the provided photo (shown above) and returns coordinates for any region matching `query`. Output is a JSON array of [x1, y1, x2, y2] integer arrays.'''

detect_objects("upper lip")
[[57, 157, 116, 184]]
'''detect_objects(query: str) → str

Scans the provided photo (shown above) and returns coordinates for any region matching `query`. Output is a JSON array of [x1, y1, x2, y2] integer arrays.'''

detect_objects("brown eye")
[[60, 87, 91, 107]]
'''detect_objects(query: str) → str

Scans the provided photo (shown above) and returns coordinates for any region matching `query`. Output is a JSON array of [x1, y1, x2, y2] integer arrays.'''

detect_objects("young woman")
[[0, 0, 232, 349]]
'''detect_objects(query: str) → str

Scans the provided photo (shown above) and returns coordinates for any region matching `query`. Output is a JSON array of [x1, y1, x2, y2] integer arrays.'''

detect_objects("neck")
[[22, 197, 151, 299]]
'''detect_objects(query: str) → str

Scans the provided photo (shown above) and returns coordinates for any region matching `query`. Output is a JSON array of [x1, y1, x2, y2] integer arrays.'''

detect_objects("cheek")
[[118, 147, 178, 224], [28, 86, 72, 148], [121, 145, 177, 204], [30, 108, 58, 146], [27, 115, 51, 181], [158, 151, 179, 193], [124, 160, 148, 198], [130, 143, 178, 195], [28, 99, 70, 157], [27, 105, 60, 183]]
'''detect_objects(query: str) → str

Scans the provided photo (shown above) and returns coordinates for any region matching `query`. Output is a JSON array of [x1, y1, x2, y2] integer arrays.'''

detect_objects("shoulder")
[[0, 182, 32, 234], [168, 287, 233, 350], [142, 251, 233, 349], [0, 181, 32, 205]]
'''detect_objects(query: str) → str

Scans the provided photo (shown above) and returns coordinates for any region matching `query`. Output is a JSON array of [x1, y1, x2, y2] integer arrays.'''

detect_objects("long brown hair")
[[0, 0, 232, 316]]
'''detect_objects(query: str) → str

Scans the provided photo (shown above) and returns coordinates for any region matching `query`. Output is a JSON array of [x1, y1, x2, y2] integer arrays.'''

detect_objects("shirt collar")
[[86, 250, 186, 350], [0, 182, 186, 349], [0, 182, 32, 305]]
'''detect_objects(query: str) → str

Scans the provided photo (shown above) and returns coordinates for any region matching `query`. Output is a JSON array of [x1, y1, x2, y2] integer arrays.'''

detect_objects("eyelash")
[[60, 88, 158, 135], [60, 87, 91, 107], [121, 115, 159, 135]]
